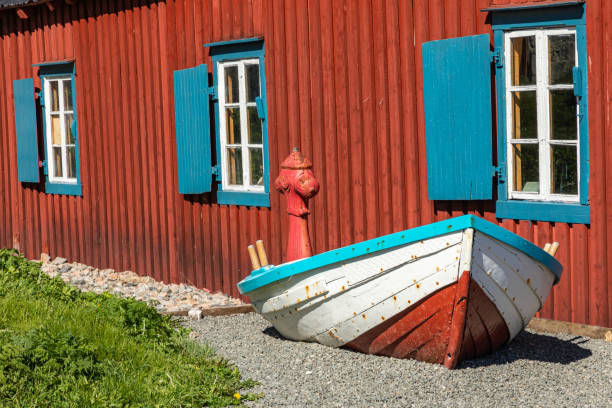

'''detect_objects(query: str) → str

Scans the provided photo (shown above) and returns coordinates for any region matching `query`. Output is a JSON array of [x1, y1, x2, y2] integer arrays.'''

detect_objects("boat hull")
[[240, 216, 560, 368], [345, 272, 510, 367]]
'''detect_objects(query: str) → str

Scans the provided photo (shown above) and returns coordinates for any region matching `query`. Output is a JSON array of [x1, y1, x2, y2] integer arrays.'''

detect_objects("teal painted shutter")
[[173, 64, 213, 194], [422, 34, 493, 200], [13, 78, 40, 183]]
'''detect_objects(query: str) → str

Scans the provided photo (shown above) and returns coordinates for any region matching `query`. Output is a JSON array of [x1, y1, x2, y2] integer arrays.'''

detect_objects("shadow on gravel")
[[263, 326, 285, 340], [263, 326, 593, 369], [459, 330, 593, 369]]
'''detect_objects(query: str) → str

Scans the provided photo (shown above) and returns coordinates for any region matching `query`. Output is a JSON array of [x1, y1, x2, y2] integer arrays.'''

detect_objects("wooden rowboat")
[[237, 215, 562, 369]]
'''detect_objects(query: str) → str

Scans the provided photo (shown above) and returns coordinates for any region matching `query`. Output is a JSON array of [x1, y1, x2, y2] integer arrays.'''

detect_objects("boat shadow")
[[262, 326, 286, 340], [263, 326, 593, 368], [458, 330, 593, 369]]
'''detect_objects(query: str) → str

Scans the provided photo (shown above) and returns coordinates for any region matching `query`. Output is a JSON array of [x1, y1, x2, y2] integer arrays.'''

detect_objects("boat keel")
[[344, 273, 510, 368]]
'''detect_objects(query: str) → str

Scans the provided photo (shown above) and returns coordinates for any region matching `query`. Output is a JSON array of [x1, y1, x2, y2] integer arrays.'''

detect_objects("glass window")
[[44, 76, 78, 184], [218, 59, 265, 191], [505, 28, 579, 203]]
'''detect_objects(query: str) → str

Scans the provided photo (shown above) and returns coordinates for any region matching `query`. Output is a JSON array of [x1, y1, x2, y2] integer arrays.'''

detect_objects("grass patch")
[[0, 249, 259, 407]]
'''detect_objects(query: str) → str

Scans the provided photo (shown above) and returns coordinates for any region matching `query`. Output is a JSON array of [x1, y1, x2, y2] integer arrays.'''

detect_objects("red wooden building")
[[0, 0, 609, 328]]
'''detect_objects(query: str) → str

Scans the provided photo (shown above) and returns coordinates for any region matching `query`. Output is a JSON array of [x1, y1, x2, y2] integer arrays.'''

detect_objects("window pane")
[[549, 34, 575, 85], [512, 91, 537, 140], [246, 64, 260, 102], [224, 66, 239, 103], [550, 90, 577, 140], [247, 107, 262, 144], [66, 146, 77, 179], [51, 114, 62, 145], [511, 36, 536, 86], [63, 79, 73, 110], [512, 144, 539, 193], [226, 147, 243, 185], [225, 107, 241, 144], [52, 147, 63, 178], [65, 114, 75, 144], [551, 145, 577, 195], [50, 81, 60, 111], [249, 148, 264, 186]]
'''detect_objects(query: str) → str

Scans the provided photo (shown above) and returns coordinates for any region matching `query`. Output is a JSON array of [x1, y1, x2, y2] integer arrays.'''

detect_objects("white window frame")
[[44, 76, 77, 184], [217, 58, 265, 193], [504, 27, 579, 203]]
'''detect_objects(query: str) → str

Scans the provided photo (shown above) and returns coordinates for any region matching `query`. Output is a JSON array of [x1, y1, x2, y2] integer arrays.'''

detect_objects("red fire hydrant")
[[274, 148, 320, 262]]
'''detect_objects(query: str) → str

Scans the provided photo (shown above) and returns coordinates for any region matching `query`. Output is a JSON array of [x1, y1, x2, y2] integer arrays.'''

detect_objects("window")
[[172, 38, 269, 207], [217, 59, 265, 193], [12, 60, 82, 195], [39, 62, 82, 195], [421, 3, 589, 224], [505, 28, 579, 203], [44, 76, 78, 184]]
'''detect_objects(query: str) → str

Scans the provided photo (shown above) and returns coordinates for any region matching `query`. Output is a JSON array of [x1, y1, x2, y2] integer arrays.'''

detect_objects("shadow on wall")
[[459, 330, 593, 368]]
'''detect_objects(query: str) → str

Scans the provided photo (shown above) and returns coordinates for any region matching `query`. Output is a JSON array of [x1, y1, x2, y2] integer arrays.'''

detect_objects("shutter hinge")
[[208, 86, 217, 102], [491, 48, 503, 69], [211, 165, 220, 177], [40, 160, 48, 175], [493, 165, 505, 183]]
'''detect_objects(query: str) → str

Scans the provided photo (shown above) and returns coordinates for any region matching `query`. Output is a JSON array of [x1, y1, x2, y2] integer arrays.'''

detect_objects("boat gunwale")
[[238, 215, 563, 294]]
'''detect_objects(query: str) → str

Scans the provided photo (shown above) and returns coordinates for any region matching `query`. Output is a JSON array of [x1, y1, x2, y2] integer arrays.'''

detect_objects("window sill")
[[496, 200, 589, 224], [217, 190, 269, 207], [45, 181, 82, 196]]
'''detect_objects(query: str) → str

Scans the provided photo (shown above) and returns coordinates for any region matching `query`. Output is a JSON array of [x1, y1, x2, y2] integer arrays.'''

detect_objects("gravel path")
[[187, 313, 612, 408]]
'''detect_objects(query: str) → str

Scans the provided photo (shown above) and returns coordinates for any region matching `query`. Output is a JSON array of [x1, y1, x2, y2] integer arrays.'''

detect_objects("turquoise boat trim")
[[237, 215, 563, 294]]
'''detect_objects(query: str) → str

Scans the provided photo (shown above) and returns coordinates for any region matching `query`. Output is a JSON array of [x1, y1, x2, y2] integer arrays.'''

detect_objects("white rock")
[[51, 257, 67, 265], [188, 309, 203, 320], [40, 253, 51, 264]]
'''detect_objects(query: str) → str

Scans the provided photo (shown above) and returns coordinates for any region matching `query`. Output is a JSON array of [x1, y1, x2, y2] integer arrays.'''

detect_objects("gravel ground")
[[186, 313, 612, 408]]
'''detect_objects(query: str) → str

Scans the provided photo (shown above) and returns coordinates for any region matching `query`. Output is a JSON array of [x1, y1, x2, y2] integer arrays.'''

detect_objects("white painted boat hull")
[[247, 228, 556, 348]]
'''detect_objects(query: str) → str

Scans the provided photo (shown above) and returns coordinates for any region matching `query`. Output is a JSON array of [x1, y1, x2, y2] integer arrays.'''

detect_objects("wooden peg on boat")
[[256, 240, 269, 267], [543, 243, 551, 253], [549, 242, 560, 257], [248, 244, 261, 270]]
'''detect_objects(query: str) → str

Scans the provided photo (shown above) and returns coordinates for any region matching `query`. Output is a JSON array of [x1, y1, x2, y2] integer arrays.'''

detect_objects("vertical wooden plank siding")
[[0, 0, 609, 327]]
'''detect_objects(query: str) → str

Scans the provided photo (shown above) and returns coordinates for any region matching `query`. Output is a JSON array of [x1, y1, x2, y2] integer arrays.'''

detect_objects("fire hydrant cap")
[[280, 148, 313, 170]]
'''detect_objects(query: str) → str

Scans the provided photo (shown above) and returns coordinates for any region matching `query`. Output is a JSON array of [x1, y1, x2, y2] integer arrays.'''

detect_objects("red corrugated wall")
[[0, 0, 609, 327]]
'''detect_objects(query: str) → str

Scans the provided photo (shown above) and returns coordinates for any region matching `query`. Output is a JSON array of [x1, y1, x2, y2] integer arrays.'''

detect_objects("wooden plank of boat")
[[237, 215, 563, 368]]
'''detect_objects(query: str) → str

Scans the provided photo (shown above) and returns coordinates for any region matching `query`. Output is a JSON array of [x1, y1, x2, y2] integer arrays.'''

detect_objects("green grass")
[[0, 249, 259, 407]]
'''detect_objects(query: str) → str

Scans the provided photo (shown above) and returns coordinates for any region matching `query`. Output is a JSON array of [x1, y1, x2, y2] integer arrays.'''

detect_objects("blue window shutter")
[[13, 78, 39, 183], [422, 34, 493, 200], [173, 64, 213, 194]]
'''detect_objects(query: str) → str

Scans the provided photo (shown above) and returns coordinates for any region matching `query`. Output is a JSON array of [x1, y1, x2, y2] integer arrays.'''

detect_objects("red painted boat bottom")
[[344, 274, 510, 367], [458, 279, 510, 362]]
